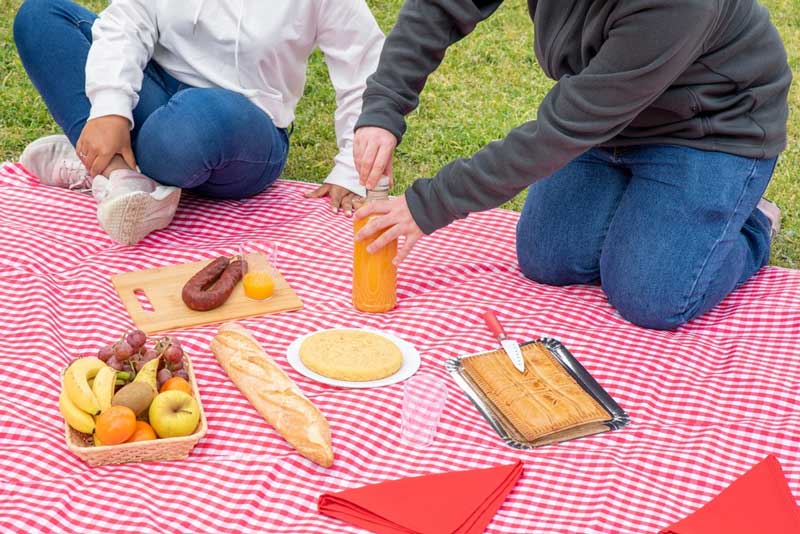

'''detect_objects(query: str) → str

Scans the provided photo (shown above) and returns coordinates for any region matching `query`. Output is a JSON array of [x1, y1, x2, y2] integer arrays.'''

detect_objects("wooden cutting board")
[[112, 254, 303, 334]]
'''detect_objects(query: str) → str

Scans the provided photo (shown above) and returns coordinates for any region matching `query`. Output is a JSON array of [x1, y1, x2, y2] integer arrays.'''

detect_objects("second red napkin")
[[318, 460, 523, 534], [660, 455, 800, 534]]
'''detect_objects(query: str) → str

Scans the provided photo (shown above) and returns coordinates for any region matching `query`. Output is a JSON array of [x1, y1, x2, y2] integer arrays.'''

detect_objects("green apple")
[[148, 390, 200, 438]]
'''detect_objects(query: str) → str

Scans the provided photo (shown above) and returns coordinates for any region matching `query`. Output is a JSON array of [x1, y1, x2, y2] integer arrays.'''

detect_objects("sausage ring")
[[181, 256, 245, 311]]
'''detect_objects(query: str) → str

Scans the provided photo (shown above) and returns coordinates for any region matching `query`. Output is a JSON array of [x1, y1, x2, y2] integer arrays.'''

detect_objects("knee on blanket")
[[516, 230, 599, 287], [602, 272, 694, 331]]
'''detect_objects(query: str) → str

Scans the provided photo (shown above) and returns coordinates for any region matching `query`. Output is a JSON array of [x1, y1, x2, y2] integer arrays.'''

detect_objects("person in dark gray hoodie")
[[352, 0, 791, 330]]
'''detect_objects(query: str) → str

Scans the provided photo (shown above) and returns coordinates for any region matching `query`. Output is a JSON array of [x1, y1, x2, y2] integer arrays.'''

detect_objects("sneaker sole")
[[97, 188, 180, 245]]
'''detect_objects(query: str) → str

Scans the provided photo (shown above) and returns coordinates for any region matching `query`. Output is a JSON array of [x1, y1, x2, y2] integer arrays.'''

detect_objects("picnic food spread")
[[210, 323, 334, 468], [53, 187, 631, 530], [299, 329, 404, 381], [182, 255, 245, 311]]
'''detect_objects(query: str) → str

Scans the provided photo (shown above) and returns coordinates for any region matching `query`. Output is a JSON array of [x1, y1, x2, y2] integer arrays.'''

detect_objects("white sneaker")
[[93, 169, 181, 245], [19, 135, 92, 192], [757, 198, 781, 241]]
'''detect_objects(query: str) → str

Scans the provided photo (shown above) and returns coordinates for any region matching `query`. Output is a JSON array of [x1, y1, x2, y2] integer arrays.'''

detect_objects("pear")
[[133, 356, 160, 393]]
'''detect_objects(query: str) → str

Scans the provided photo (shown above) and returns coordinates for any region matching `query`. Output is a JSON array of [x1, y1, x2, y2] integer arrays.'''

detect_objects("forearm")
[[355, 0, 503, 143], [85, 0, 157, 126], [406, 0, 718, 234]]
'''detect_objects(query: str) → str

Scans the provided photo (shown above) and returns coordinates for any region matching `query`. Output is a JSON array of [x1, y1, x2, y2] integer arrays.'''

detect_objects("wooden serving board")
[[112, 254, 303, 334]]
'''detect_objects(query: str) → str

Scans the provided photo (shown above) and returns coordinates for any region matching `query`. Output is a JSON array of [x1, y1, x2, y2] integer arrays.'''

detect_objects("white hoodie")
[[85, 0, 385, 195]]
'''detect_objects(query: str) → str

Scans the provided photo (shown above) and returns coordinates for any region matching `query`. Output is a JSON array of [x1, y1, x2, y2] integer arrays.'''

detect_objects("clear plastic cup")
[[240, 241, 278, 301], [401, 374, 448, 447]]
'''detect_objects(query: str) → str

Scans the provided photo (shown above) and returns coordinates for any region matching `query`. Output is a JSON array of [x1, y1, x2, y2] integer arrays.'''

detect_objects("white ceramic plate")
[[286, 328, 420, 388]]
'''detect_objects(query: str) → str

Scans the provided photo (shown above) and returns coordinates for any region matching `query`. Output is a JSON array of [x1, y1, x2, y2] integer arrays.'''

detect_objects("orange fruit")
[[243, 271, 275, 300], [160, 376, 193, 395], [126, 421, 157, 442], [95, 405, 137, 445]]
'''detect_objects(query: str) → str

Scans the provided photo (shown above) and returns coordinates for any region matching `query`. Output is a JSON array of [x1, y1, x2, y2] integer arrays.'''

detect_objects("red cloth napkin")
[[661, 455, 800, 534], [318, 460, 523, 534]]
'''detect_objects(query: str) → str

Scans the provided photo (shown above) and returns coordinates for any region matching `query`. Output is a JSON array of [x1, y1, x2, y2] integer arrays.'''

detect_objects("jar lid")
[[371, 175, 391, 192]]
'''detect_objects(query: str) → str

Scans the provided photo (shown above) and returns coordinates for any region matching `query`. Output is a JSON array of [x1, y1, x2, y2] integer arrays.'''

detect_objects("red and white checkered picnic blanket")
[[0, 161, 798, 533]]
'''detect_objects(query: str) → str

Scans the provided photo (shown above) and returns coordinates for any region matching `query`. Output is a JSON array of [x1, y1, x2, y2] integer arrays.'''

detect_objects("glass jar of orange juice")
[[353, 176, 397, 313]]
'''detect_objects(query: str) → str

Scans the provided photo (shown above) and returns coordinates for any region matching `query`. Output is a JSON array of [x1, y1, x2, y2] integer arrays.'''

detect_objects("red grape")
[[125, 330, 147, 350], [140, 348, 158, 362], [97, 344, 114, 362], [164, 345, 183, 364], [114, 341, 134, 361], [106, 356, 124, 371], [170, 357, 184, 371], [157, 369, 172, 388], [173, 369, 189, 381]]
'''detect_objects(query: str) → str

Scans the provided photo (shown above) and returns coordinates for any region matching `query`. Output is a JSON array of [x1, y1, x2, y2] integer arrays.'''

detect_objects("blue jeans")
[[516, 145, 776, 330], [13, 0, 288, 199]]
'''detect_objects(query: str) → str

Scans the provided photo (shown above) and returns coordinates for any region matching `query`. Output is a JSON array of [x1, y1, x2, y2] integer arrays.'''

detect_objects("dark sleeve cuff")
[[405, 172, 462, 235], [355, 95, 407, 145]]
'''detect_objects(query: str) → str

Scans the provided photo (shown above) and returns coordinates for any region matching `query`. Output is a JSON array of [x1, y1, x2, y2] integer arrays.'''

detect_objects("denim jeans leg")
[[516, 148, 630, 286], [600, 145, 776, 330], [14, 0, 179, 147], [134, 88, 289, 199], [14, 0, 99, 144]]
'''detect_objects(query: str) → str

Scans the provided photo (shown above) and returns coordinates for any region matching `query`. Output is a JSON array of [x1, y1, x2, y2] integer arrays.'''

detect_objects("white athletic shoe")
[[757, 198, 781, 241], [93, 169, 181, 245], [19, 135, 92, 192]]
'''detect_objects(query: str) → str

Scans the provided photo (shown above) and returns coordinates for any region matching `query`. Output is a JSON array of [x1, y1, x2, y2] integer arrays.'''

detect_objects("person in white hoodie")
[[13, 0, 384, 245]]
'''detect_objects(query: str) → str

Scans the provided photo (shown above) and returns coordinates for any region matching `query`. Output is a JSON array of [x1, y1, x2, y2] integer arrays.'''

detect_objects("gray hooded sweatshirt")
[[355, 0, 792, 235]]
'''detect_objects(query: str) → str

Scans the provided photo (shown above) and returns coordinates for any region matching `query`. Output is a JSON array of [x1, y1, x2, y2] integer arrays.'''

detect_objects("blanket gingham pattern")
[[0, 162, 798, 533]]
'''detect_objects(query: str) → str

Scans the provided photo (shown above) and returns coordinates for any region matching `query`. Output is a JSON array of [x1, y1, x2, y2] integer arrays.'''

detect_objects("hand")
[[354, 194, 423, 265], [304, 183, 364, 216], [353, 126, 397, 190], [76, 115, 136, 177]]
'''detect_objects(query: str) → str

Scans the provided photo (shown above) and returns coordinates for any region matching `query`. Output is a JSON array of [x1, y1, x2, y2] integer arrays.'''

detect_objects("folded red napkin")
[[661, 455, 800, 534], [318, 460, 523, 534]]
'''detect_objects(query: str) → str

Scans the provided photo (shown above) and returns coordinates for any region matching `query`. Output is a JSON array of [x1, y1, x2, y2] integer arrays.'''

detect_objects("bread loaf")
[[210, 323, 334, 467]]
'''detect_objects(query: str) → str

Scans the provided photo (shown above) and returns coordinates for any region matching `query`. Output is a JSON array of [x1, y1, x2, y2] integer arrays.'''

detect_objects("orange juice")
[[243, 271, 275, 300], [353, 216, 397, 312], [352, 176, 397, 313]]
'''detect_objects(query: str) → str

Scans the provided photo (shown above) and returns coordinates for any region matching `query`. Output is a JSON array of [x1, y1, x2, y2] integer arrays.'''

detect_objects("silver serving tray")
[[445, 338, 630, 449]]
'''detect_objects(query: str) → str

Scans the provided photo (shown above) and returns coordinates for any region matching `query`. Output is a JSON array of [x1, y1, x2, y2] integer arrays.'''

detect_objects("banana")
[[133, 357, 160, 393], [59, 388, 95, 434], [63, 357, 107, 415], [91, 366, 117, 412]]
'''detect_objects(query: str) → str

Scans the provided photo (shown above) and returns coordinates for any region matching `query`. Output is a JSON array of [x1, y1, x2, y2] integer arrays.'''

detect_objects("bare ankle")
[[101, 155, 134, 176]]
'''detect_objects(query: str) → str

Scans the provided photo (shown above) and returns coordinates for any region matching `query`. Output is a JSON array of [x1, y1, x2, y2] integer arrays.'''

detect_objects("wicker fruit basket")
[[64, 356, 207, 467]]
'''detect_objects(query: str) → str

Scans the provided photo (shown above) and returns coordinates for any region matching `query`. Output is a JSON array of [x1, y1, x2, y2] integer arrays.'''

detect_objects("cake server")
[[482, 310, 525, 373]]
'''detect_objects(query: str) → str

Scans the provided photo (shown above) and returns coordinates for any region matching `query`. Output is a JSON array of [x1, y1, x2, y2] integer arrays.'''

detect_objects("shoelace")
[[58, 159, 92, 192]]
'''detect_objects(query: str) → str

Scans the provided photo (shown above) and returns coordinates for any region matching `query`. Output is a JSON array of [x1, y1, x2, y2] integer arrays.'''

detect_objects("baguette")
[[210, 323, 334, 467]]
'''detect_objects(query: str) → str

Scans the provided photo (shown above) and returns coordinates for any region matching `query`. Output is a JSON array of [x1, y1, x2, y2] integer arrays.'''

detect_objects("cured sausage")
[[181, 256, 244, 311]]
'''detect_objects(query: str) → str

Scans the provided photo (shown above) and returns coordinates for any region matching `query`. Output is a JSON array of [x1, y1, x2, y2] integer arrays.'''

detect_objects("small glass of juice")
[[240, 241, 277, 301]]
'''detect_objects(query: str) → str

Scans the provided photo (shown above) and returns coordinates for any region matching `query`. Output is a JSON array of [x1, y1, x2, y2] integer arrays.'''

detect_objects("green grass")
[[1, 0, 798, 267]]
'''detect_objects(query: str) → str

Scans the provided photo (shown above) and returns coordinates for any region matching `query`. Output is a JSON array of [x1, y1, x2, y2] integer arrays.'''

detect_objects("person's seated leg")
[[14, 0, 98, 190], [600, 145, 776, 330], [516, 148, 630, 286], [135, 88, 289, 201]]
